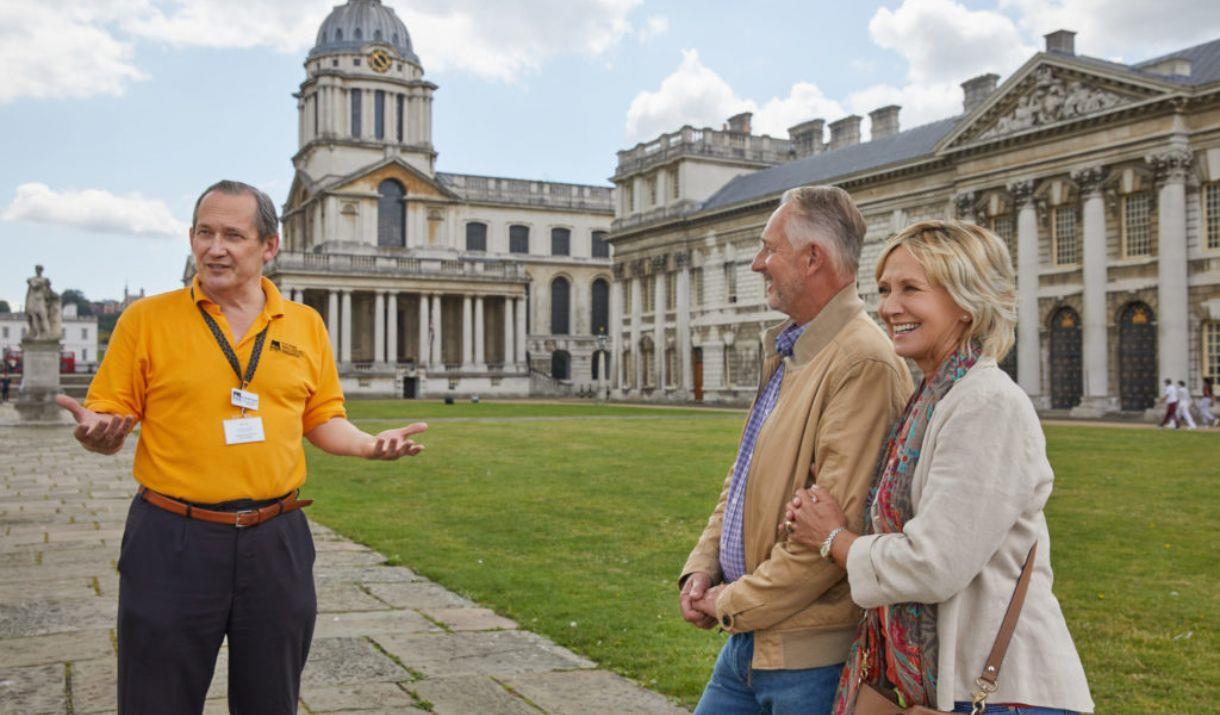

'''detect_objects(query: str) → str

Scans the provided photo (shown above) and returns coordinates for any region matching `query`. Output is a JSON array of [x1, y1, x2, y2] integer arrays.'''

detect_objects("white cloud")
[[0, 1, 147, 105], [846, 82, 964, 136], [624, 50, 844, 143], [637, 15, 669, 43], [119, 0, 334, 54], [2, 183, 188, 239], [870, 0, 1034, 84], [1000, 0, 1220, 61]]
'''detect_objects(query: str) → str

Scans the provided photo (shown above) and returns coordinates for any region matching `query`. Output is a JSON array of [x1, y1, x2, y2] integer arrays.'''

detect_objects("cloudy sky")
[[2, 0, 1217, 308]]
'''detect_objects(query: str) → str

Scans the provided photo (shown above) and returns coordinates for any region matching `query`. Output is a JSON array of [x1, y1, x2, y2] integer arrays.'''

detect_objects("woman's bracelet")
[[820, 526, 846, 559]]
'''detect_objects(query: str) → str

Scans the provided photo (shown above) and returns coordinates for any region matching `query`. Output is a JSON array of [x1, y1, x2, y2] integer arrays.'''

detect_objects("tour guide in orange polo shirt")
[[55, 180, 428, 714]]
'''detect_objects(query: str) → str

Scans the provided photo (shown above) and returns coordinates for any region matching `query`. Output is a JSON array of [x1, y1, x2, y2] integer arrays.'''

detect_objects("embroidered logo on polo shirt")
[[270, 340, 303, 357]]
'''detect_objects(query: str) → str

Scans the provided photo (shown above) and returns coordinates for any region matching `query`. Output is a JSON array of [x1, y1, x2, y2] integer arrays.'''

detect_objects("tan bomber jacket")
[[680, 286, 913, 670]]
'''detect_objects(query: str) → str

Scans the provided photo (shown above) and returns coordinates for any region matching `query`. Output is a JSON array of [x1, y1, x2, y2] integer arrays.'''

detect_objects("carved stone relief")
[[976, 67, 1131, 141]]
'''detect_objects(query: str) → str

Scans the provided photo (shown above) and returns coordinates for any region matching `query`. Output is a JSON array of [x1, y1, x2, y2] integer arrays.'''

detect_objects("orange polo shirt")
[[86, 276, 346, 503]]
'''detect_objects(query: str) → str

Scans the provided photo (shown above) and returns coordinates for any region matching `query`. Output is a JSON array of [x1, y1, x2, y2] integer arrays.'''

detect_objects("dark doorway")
[[1118, 302, 1157, 411], [402, 377, 418, 399], [1049, 307, 1082, 409], [551, 350, 570, 380], [692, 347, 704, 401]]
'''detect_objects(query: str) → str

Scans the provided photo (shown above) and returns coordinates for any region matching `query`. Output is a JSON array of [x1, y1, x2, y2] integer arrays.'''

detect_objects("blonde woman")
[[784, 221, 1093, 714]]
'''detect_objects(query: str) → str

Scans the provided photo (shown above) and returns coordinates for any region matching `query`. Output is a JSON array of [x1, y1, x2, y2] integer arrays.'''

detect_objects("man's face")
[[189, 191, 278, 297], [751, 205, 810, 317]]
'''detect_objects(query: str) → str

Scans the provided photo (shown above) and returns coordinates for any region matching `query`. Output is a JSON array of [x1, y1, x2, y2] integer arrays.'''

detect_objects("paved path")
[[0, 424, 688, 714]]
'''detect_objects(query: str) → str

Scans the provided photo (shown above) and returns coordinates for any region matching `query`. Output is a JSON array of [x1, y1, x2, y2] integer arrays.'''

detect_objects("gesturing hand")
[[55, 395, 135, 455], [364, 422, 428, 460], [679, 572, 717, 629]]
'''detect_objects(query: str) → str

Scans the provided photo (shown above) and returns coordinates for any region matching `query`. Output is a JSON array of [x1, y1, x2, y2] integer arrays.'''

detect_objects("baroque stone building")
[[608, 31, 1220, 414], [199, 0, 614, 398]]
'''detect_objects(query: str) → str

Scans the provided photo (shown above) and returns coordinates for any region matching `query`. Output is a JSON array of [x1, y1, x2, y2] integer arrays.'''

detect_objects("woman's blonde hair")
[[874, 219, 1017, 361]]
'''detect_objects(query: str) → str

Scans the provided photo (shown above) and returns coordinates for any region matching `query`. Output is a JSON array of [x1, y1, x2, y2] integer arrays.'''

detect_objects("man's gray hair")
[[191, 180, 279, 242], [778, 185, 866, 276]]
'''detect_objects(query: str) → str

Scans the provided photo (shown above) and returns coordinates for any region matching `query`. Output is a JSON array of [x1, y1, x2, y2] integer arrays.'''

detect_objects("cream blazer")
[[846, 359, 1094, 713]]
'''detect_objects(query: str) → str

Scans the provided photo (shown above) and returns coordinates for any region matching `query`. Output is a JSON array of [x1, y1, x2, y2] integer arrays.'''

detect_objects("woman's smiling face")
[[877, 245, 970, 376]]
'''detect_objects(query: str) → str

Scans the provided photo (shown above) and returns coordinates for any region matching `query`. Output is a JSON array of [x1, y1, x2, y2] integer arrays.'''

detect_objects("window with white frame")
[[665, 272, 676, 311], [1205, 321, 1220, 378], [1052, 206, 1080, 266], [723, 345, 736, 386], [1121, 192, 1153, 257], [724, 262, 738, 303], [692, 267, 704, 306], [990, 214, 1016, 263], [1204, 181, 1220, 251], [642, 278, 654, 313], [670, 168, 680, 201], [647, 174, 658, 207]]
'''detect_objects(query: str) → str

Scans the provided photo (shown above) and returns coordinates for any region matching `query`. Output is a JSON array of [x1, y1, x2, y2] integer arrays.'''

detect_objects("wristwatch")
[[820, 527, 846, 559]]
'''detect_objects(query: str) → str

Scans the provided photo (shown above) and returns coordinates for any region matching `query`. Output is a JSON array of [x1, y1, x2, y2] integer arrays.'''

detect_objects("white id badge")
[[223, 417, 266, 445], [230, 388, 260, 411]]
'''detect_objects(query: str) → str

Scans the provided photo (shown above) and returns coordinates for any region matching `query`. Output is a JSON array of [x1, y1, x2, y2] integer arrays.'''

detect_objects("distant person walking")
[[1160, 378, 1178, 428], [0, 368, 10, 402], [1176, 380, 1197, 430], [1199, 377, 1218, 427]]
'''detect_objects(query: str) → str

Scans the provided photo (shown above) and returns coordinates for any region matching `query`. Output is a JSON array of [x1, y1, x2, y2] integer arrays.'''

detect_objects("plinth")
[[15, 338, 65, 423]]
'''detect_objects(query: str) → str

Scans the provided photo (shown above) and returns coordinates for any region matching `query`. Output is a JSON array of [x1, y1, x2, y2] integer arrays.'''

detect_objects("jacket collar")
[[762, 285, 866, 367]]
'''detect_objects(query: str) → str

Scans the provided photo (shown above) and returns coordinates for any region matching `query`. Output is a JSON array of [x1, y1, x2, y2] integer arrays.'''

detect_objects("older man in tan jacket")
[[681, 185, 912, 714]]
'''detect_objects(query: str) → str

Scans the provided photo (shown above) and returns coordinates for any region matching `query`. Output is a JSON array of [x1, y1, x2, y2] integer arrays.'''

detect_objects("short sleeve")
[[302, 312, 346, 433], [84, 307, 146, 420]]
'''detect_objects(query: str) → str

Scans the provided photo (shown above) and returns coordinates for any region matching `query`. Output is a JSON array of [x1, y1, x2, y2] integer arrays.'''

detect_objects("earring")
[[960, 315, 971, 322]]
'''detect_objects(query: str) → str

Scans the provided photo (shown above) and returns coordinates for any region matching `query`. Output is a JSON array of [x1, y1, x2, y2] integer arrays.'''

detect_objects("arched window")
[[374, 29, 383, 41], [374, 90, 385, 139], [354, 28, 363, 40], [465, 222, 487, 252], [509, 225, 530, 254], [350, 88, 362, 138], [591, 230, 610, 258], [591, 278, 609, 335], [550, 277, 570, 334], [551, 227, 570, 256], [335, 28, 343, 41], [551, 350, 571, 380], [377, 180, 406, 247], [392, 33, 399, 45]]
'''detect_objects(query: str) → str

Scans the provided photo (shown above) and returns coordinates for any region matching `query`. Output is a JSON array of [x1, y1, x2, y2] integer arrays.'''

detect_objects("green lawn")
[[302, 402, 1217, 713]]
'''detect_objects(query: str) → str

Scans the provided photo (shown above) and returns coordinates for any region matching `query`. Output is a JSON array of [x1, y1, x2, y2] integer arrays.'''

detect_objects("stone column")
[[417, 294, 429, 366], [430, 294, 443, 366], [1072, 167, 1113, 416], [327, 290, 339, 358], [676, 259, 692, 395], [386, 292, 398, 366], [610, 277, 624, 394], [1149, 147, 1193, 385], [340, 290, 353, 364], [474, 296, 486, 367], [653, 261, 667, 389], [502, 297, 514, 369], [629, 277, 642, 391], [514, 296, 527, 366], [374, 291, 386, 365], [1009, 180, 1041, 401], [461, 295, 473, 368]]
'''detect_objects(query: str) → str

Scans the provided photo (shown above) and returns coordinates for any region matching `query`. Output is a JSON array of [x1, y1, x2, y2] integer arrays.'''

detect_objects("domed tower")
[[294, 0, 437, 182]]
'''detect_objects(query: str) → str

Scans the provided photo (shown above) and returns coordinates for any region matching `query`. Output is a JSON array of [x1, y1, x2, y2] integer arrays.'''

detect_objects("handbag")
[[850, 543, 1038, 715]]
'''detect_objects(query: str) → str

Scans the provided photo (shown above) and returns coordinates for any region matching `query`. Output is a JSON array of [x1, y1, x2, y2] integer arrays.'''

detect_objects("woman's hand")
[[783, 464, 850, 551]]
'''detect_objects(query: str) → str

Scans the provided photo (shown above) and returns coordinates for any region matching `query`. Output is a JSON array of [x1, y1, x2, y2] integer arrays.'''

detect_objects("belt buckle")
[[233, 509, 259, 528]]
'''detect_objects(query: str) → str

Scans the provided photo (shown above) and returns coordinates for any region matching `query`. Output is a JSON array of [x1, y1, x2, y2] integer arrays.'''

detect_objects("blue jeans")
[[693, 632, 842, 715], [951, 704, 1078, 714]]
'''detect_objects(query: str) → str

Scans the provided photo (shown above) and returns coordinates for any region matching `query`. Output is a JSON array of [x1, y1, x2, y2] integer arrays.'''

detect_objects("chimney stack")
[[788, 118, 825, 159], [869, 105, 900, 140], [1044, 29, 1076, 55], [726, 112, 753, 134], [828, 115, 862, 150], [961, 73, 999, 114]]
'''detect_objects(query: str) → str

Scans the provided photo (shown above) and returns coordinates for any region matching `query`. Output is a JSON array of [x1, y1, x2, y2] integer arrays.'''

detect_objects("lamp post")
[[595, 332, 608, 403]]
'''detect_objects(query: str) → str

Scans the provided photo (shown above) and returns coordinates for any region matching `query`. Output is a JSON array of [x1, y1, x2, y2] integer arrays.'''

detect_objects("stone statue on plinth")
[[15, 265, 66, 423], [25, 264, 62, 341]]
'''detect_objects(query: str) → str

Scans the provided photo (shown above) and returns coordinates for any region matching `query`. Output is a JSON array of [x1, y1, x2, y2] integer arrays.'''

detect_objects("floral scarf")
[[833, 343, 981, 714]]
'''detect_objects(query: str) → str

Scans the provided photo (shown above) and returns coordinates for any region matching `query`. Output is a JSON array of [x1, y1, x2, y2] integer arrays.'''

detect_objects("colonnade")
[[611, 258, 694, 396], [285, 287, 527, 371]]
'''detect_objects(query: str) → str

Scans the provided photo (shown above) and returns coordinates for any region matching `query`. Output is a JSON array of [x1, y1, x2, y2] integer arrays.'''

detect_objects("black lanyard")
[[197, 304, 270, 389]]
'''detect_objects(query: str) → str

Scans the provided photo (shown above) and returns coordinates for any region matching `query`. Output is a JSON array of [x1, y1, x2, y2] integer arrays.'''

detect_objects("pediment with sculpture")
[[949, 64, 1164, 147]]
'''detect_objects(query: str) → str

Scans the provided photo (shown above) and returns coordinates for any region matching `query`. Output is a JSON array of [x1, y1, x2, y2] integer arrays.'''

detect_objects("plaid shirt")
[[718, 322, 807, 583]]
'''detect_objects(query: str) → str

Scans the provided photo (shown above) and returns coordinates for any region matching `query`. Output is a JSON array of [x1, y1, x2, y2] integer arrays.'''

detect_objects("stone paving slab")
[[0, 426, 688, 713]]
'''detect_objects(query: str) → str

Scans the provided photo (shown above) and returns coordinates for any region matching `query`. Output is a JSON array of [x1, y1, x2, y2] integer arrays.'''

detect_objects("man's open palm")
[[55, 395, 135, 455]]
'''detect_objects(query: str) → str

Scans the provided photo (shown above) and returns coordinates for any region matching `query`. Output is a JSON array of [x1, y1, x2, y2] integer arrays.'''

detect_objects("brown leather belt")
[[138, 486, 313, 528]]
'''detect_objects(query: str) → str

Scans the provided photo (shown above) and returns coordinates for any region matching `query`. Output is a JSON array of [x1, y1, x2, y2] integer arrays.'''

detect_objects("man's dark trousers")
[[116, 493, 317, 714]]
